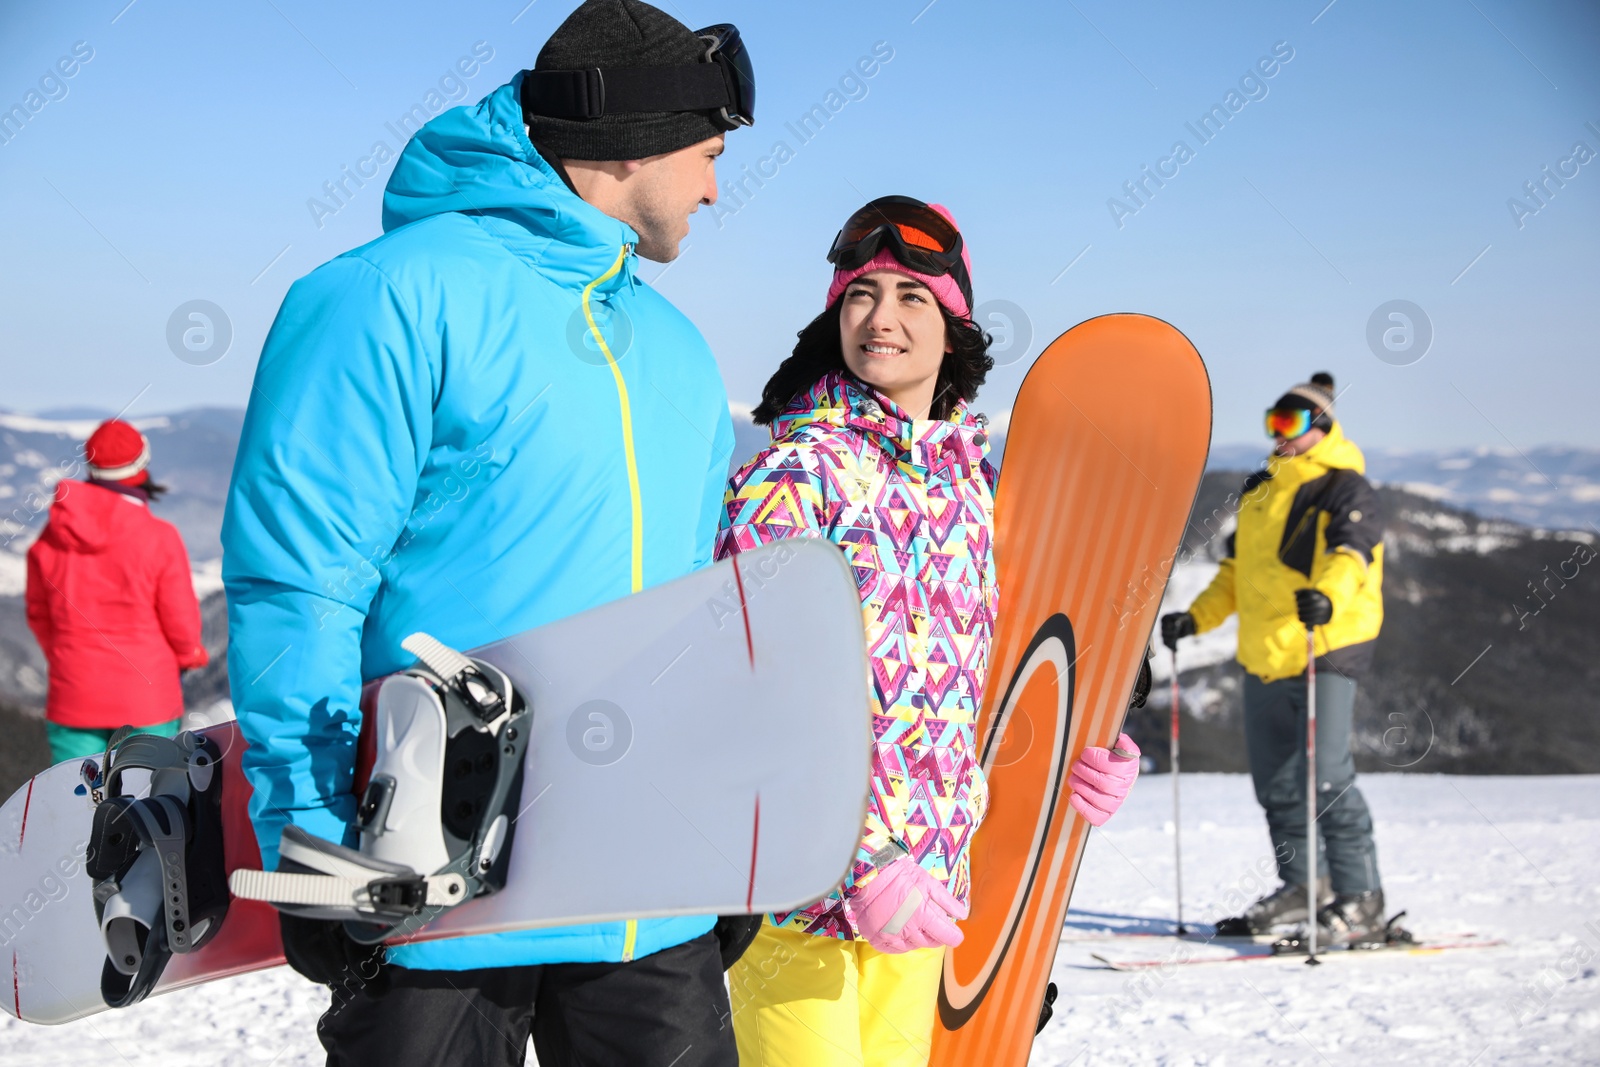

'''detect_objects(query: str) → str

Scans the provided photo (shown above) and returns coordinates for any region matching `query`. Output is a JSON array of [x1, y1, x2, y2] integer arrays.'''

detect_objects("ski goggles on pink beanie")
[[825, 195, 974, 318]]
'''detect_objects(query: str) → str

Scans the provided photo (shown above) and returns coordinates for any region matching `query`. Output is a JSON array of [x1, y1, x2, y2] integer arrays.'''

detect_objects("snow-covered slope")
[[4, 773, 1592, 1065], [1040, 772, 1600, 1065]]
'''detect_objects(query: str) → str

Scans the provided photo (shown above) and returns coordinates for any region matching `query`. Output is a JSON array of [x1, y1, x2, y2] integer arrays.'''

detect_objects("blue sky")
[[1, 0, 1596, 449]]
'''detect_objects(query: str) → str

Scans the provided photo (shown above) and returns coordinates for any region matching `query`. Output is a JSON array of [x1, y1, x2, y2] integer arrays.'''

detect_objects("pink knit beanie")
[[824, 203, 973, 319]]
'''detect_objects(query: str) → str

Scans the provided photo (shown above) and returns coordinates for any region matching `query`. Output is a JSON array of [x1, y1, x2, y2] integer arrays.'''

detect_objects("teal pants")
[[1242, 672, 1381, 895], [46, 719, 181, 765]]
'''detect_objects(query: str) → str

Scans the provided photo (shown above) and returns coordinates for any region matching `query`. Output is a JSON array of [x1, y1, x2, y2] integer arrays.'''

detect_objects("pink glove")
[[846, 856, 969, 953], [1068, 733, 1141, 827]]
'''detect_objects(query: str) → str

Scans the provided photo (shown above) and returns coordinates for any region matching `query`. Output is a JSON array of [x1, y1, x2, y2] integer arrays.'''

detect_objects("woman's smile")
[[862, 342, 906, 358]]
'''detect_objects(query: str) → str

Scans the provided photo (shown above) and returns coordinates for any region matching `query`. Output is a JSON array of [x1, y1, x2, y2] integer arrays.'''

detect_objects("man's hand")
[[1160, 611, 1196, 651], [1295, 588, 1333, 627], [279, 913, 389, 993]]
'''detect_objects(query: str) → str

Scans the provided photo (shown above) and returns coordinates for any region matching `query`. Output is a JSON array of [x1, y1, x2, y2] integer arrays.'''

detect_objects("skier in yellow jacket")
[[1162, 372, 1390, 943]]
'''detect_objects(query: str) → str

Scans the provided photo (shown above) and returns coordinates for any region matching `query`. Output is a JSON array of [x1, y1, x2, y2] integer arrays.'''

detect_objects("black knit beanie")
[[525, 0, 727, 160], [1274, 372, 1337, 429]]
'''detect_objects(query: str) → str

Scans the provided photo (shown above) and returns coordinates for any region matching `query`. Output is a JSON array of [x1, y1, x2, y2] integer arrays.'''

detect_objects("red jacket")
[[25, 481, 209, 728]]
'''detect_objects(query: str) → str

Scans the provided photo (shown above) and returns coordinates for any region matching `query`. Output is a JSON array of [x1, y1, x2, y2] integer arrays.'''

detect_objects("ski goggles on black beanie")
[[522, 0, 754, 161], [1267, 372, 1337, 435]]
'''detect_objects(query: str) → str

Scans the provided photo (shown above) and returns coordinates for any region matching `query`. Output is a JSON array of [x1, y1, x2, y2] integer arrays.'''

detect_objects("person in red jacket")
[[25, 419, 209, 764]]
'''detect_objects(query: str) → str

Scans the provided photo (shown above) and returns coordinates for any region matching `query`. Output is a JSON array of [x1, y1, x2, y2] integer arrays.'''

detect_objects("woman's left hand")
[[1067, 733, 1141, 826], [846, 857, 969, 954]]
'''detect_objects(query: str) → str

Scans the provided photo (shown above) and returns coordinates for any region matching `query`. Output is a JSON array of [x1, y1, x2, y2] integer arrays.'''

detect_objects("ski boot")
[[1213, 876, 1332, 937], [1271, 895, 1415, 955], [1316, 890, 1415, 947]]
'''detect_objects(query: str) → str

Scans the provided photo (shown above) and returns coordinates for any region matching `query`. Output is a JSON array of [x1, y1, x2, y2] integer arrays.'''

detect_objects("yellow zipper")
[[582, 244, 644, 596], [583, 244, 643, 962]]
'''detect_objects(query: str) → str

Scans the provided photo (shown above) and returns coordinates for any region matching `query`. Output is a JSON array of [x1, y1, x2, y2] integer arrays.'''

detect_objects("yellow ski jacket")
[[1189, 422, 1384, 683]]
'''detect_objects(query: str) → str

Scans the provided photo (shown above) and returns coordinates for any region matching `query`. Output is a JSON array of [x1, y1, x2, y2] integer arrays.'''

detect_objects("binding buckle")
[[362, 876, 430, 919]]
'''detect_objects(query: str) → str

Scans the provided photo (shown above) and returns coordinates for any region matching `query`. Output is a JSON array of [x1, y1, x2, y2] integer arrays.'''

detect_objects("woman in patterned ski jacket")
[[714, 198, 1139, 1065]]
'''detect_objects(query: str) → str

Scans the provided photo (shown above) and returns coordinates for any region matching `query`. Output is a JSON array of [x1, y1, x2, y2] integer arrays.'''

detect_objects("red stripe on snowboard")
[[12, 951, 19, 1020], [746, 795, 761, 910], [731, 561, 755, 668], [18, 777, 33, 847]]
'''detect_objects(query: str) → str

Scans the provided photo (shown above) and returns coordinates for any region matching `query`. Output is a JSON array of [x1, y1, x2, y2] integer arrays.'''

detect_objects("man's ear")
[[621, 159, 646, 175]]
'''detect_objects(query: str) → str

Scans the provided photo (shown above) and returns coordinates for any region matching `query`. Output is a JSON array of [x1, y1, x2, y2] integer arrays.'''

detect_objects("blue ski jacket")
[[222, 76, 733, 970]]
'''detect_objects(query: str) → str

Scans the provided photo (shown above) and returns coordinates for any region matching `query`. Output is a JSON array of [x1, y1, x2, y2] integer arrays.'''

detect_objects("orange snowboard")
[[931, 315, 1210, 1063]]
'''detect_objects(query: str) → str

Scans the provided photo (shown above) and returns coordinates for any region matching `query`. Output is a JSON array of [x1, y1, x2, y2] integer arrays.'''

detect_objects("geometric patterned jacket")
[[715, 371, 999, 940]]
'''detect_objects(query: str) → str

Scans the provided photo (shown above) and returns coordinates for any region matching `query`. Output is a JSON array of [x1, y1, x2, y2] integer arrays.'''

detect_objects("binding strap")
[[229, 825, 468, 921], [87, 730, 228, 1009]]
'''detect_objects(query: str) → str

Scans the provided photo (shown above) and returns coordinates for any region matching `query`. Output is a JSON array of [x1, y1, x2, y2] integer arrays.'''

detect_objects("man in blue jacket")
[[222, 3, 752, 1063]]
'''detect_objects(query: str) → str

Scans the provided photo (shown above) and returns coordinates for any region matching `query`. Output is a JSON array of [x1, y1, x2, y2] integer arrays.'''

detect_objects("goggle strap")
[[523, 64, 731, 120]]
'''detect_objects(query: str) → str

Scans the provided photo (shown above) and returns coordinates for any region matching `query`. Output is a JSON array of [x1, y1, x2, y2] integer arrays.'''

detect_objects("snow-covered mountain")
[[1127, 471, 1600, 776], [4, 407, 1599, 776], [0, 409, 240, 713], [0, 408, 243, 566], [1206, 441, 1600, 533], [735, 406, 1600, 533], [8, 406, 1597, 565]]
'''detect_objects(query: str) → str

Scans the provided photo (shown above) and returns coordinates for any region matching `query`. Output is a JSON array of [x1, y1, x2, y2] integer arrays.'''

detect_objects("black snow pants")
[[1243, 671, 1382, 895], [317, 931, 737, 1067]]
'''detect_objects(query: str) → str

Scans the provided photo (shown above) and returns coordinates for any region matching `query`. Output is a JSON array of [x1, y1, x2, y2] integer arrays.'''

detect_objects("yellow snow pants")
[[729, 919, 944, 1067]]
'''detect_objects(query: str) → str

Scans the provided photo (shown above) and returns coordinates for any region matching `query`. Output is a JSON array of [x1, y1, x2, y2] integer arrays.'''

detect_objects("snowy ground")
[[1037, 773, 1600, 1066], [4, 774, 1596, 1065]]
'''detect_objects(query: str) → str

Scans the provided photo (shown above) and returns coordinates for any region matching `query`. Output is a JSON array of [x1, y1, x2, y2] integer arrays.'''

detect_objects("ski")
[[1060, 928, 1279, 945], [1059, 930, 1177, 944], [1089, 933, 1504, 971]]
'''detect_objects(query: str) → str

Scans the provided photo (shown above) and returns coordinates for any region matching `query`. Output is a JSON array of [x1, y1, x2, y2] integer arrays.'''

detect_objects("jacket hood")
[[773, 372, 991, 476], [381, 74, 640, 291], [41, 480, 144, 553], [1259, 421, 1365, 482]]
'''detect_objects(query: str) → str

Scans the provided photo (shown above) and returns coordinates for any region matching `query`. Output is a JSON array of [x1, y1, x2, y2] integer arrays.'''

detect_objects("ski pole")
[[1305, 625, 1320, 967], [1170, 645, 1185, 936]]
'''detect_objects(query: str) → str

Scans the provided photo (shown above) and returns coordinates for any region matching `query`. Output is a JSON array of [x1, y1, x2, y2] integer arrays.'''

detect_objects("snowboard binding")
[[230, 633, 531, 944], [84, 728, 230, 1008]]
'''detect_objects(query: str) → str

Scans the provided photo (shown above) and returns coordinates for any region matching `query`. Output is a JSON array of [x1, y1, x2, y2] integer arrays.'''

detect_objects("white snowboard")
[[0, 538, 871, 1024]]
